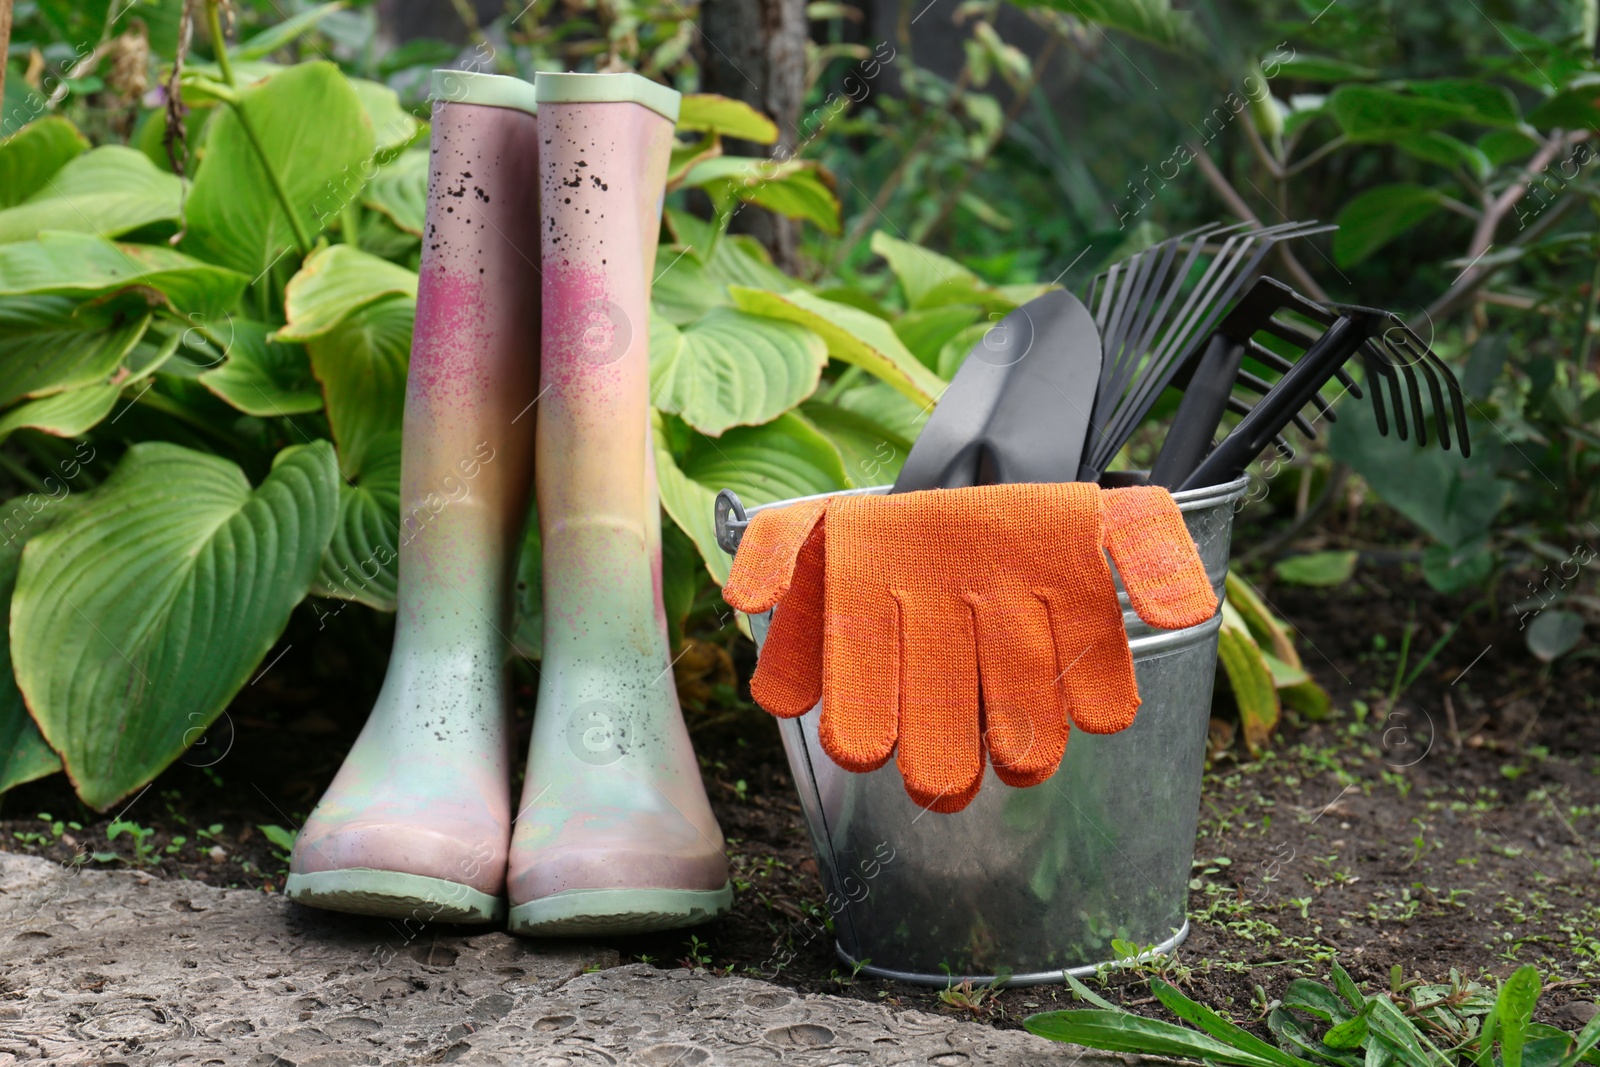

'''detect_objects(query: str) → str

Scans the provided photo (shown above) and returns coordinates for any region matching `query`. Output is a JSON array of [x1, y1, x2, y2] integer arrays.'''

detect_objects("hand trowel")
[[892, 289, 1104, 492]]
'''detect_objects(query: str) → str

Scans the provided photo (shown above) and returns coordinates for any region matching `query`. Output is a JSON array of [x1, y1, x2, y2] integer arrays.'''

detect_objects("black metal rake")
[[1078, 219, 1338, 481]]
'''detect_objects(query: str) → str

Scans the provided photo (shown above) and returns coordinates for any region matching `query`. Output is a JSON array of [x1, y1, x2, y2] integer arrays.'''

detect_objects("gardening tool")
[[287, 71, 541, 924], [1146, 275, 1350, 488], [506, 71, 732, 937], [717, 475, 1248, 983], [891, 289, 1102, 492], [1078, 220, 1338, 482], [721, 483, 1218, 813], [1174, 293, 1471, 491]]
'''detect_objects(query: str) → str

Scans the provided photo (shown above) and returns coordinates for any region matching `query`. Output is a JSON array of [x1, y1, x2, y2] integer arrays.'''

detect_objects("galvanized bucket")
[[716, 475, 1249, 986]]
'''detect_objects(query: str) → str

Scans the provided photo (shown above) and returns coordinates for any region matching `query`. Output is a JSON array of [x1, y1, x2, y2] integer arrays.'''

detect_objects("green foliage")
[[1027, 962, 1600, 1067]]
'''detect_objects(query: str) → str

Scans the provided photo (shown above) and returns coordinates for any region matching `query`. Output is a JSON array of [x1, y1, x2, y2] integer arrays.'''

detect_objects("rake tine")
[[1260, 321, 1360, 395], [1363, 344, 1407, 441], [1099, 225, 1285, 463], [1387, 336, 1430, 449], [1236, 367, 1337, 427], [1388, 330, 1448, 452], [1111, 235, 1188, 378], [1100, 222, 1222, 412], [1390, 323, 1469, 455], [1223, 395, 1296, 456]]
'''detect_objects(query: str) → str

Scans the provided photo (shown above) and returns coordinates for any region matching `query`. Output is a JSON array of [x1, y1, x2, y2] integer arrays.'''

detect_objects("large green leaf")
[[306, 295, 413, 478], [0, 295, 150, 407], [655, 412, 847, 582], [1330, 86, 1476, 141], [363, 147, 428, 236], [894, 304, 984, 371], [0, 487, 90, 794], [1011, 0, 1200, 51], [198, 319, 325, 416], [1332, 184, 1443, 267], [314, 431, 400, 610], [680, 156, 841, 234], [0, 231, 249, 316], [675, 93, 778, 144], [799, 399, 912, 489], [0, 146, 183, 245], [650, 306, 827, 436], [0, 331, 175, 440], [279, 243, 418, 341], [348, 78, 423, 154], [0, 116, 88, 209], [871, 230, 1004, 311], [730, 286, 946, 406], [184, 62, 376, 278], [1528, 83, 1600, 129], [12, 441, 340, 809], [1328, 394, 1509, 549], [1406, 79, 1520, 128], [1269, 56, 1380, 82]]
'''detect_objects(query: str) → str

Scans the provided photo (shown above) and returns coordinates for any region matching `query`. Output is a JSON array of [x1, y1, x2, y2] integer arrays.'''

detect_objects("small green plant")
[[938, 977, 1003, 1016], [105, 818, 159, 865], [257, 824, 296, 865], [679, 935, 713, 970], [1028, 961, 1600, 1067]]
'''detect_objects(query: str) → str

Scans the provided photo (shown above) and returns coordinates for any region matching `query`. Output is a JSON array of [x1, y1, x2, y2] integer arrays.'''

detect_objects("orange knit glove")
[[724, 484, 1216, 814]]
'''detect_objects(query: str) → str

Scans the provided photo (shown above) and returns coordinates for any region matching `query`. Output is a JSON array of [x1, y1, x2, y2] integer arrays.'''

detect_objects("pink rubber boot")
[[506, 72, 732, 936], [286, 71, 540, 923]]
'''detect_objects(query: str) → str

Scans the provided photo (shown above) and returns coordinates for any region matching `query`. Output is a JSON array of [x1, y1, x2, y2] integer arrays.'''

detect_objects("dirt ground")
[[3, 509, 1597, 1037]]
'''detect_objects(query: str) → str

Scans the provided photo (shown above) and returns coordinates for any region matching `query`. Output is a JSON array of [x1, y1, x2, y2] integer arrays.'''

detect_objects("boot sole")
[[507, 883, 732, 937], [285, 869, 505, 924]]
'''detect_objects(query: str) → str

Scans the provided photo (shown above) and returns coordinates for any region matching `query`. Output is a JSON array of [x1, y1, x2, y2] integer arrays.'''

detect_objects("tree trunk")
[[698, 0, 808, 271]]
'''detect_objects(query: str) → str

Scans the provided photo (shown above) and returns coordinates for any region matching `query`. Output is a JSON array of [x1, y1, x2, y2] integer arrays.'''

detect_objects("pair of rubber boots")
[[284, 71, 731, 936]]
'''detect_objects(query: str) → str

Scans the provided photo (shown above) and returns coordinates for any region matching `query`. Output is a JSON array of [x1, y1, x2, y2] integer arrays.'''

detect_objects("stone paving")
[[0, 852, 1111, 1065]]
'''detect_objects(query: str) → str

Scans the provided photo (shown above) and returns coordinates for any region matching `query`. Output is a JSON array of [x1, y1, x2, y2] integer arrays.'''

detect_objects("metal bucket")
[[720, 475, 1249, 986]]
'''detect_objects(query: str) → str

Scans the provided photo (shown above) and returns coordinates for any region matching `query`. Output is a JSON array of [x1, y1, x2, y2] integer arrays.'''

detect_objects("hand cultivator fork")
[[1167, 277, 1472, 492]]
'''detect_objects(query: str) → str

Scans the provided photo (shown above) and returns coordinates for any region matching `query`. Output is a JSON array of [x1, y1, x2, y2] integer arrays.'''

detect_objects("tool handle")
[[1178, 315, 1367, 491], [1148, 335, 1245, 489]]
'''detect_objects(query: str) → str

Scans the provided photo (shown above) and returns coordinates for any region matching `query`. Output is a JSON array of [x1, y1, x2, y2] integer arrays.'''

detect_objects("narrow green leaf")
[[1024, 1009, 1280, 1066], [1556, 1011, 1600, 1067], [12, 441, 340, 810], [233, 2, 347, 60], [1151, 979, 1319, 1067], [1322, 1004, 1374, 1049], [1065, 973, 1123, 1011], [1330, 962, 1366, 1012], [1219, 601, 1280, 755], [1498, 966, 1543, 1067]]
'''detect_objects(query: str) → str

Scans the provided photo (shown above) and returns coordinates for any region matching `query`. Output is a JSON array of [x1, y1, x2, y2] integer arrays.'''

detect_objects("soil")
[[3, 509, 1598, 1040]]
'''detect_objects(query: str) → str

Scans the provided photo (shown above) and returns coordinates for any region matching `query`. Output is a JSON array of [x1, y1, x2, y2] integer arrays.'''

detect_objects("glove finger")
[[748, 520, 824, 718], [1101, 486, 1217, 630], [892, 589, 983, 814], [721, 498, 827, 614], [971, 592, 1068, 789], [818, 589, 900, 775], [1038, 583, 1141, 735]]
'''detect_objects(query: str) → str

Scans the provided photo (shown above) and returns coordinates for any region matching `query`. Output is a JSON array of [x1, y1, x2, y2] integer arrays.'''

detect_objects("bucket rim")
[[741, 474, 1251, 519]]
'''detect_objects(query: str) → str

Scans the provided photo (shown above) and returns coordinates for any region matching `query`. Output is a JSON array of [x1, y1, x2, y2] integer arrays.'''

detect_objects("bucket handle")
[[713, 488, 749, 556]]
